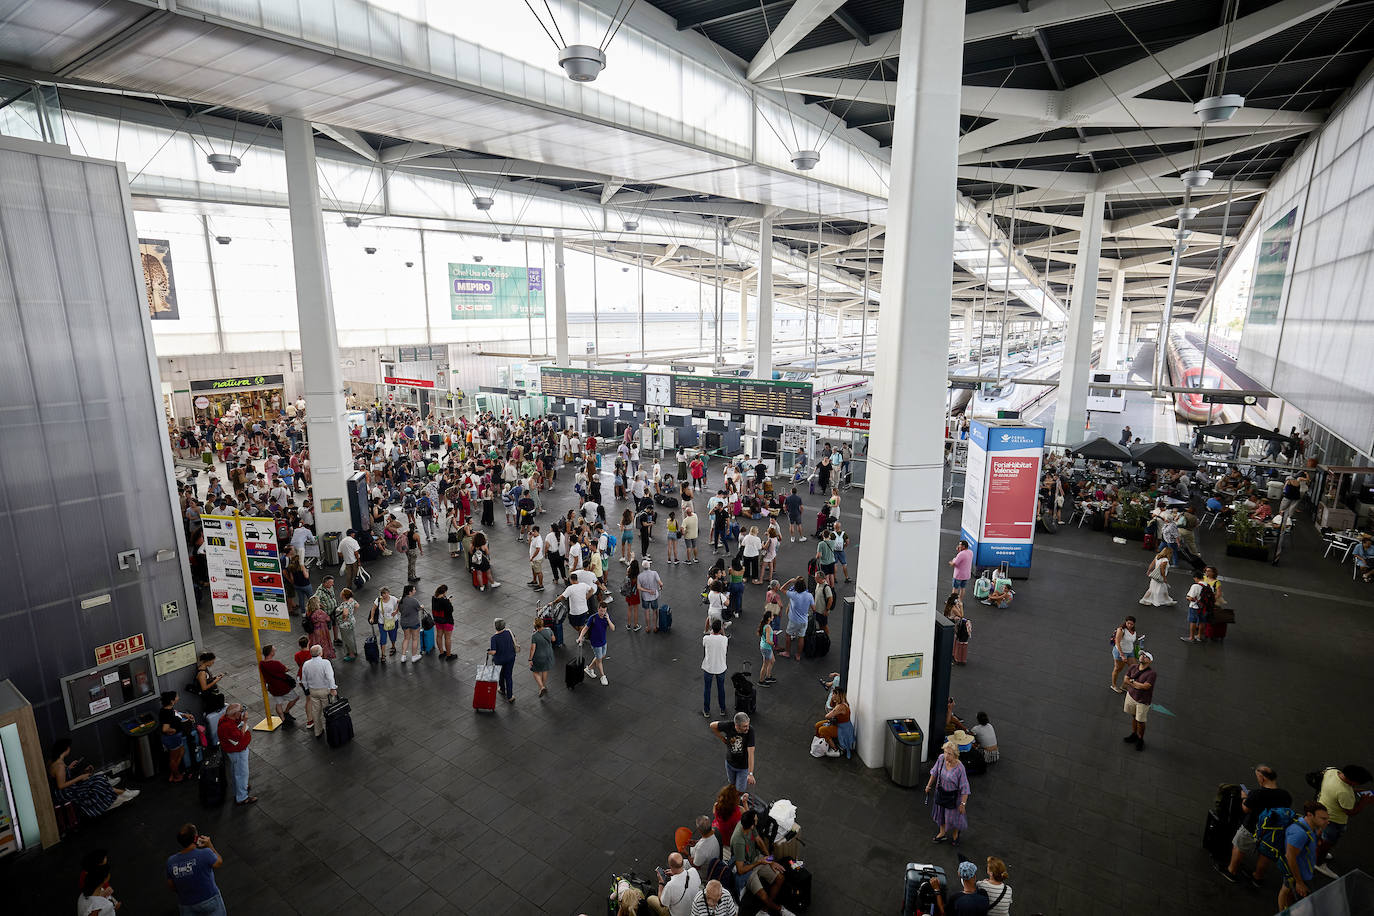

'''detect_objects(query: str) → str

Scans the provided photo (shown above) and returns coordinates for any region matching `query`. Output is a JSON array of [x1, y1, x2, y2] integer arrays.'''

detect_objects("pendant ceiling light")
[[206, 153, 241, 173], [1181, 169, 1213, 190], [791, 150, 820, 171], [1194, 93, 1245, 125]]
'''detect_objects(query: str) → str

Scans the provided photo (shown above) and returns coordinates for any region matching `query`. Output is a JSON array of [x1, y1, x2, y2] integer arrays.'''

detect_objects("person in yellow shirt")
[[1314, 764, 1373, 877]]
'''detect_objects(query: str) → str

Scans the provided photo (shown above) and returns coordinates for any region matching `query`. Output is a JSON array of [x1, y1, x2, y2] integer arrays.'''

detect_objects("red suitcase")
[[473, 663, 499, 712], [1204, 622, 1228, 641]]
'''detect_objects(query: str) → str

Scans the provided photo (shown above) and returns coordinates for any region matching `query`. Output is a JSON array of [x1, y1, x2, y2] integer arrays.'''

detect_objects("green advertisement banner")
[[449, 263, 545, 320]]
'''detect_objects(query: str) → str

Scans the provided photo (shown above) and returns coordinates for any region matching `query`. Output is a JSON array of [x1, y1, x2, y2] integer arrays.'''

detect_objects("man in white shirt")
[[339, 530, 361, 590], [270, 481, 292, 508], [299, 646, 338, 739], [581, 498, 600, 524], [648, 852, 702, 916], [528, 525, 545, 592], [702, 618, 728, 719], [562, 578, 598, 634]]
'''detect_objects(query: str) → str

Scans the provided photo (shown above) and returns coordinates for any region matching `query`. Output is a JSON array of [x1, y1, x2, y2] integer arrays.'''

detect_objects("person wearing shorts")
[[1121, 653, 1156, 750], [949, 540, 974, 598], [578, 604, 614, 686], [682, 507, 700, 565]]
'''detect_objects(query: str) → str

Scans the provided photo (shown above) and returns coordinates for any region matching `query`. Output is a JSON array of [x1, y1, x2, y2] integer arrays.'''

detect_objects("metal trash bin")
[[319, 532, 341, 568], [885, 717, 925, 787], [120, 713, 159, 779]]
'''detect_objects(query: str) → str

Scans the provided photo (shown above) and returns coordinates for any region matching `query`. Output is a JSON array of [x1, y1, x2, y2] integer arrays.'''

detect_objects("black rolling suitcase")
[[803, 616, 830, 658], [325, 696, 354, 748], [364, 636, 380, 666], [566, 654, 586, 690], [902, 863, 947, 916], [1204, 811, 1233, 862], [199, 750, 226, 807], [732, 662, 756, 715], [782, 860, 812, 910]]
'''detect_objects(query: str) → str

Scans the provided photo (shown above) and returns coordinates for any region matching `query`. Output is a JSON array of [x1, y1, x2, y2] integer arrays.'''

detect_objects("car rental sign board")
[[959, 420, 1045, 573]]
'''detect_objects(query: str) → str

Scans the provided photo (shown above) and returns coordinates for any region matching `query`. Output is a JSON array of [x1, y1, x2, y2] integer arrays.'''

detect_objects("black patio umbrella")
[[1197, 420, 1290, 441], [1130, 441, 1198, 470], [1068, 436, 1133, 461]]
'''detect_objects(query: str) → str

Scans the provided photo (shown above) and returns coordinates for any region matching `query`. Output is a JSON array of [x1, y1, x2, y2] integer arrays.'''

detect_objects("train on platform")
[[1163, 327, 1226, 423]]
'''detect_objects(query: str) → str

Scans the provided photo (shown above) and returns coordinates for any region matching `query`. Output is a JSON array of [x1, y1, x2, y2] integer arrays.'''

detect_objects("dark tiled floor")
[[8, 458, 1374, 914]]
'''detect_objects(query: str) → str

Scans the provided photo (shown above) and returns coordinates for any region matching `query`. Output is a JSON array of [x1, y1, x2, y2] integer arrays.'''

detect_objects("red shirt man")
[[216, 712, 251, 754]]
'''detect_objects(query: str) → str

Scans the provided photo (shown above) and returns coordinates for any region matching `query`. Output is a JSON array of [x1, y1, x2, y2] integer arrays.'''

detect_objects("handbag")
[[421, 612, 435, 630]]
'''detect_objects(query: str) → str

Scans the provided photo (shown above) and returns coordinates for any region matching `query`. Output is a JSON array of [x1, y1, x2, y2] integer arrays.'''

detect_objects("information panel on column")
[[671, 375, 813, 420]]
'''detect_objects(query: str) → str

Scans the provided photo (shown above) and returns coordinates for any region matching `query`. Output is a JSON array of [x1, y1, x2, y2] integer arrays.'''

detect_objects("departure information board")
[[671, 375, 813, 420], [540, 367, 644, 403], [539, 367, 812, 420]]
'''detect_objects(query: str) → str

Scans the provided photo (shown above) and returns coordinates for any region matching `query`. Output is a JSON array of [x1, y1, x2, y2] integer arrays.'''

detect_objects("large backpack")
[[1254, 806, 1299, 862], [1198, 583, 1216, 615], [955, 617, 970, 642]]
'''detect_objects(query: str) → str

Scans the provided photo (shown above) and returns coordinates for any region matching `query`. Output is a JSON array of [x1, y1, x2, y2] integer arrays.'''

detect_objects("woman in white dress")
[[1139, 547, 1175, 606]]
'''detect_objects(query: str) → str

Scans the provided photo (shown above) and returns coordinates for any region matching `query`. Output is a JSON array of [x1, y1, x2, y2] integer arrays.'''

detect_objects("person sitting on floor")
[[48, 739, 138, 819], [980, 580, 1014, 608], [814, 688, 850, 757]]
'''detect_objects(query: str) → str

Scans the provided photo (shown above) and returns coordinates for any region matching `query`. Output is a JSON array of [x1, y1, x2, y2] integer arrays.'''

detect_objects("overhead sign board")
[[538, 367, 812, 420], [449, 263, 545, 319], [816, 415, 870, 431], [190, 373, 284, 393]]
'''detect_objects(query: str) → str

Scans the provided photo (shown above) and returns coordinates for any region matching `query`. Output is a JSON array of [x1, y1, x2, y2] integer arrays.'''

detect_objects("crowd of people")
[[54, 398, 1371, 916]]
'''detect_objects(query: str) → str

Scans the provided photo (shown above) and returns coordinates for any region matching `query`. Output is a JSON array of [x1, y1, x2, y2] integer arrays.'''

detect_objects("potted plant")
[[1110, 496, 1148, 542], [1226, 505, 1270, 561]]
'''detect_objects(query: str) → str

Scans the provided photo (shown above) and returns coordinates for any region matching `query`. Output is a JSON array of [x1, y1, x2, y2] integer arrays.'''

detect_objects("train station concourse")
[[3, 1, 1374, 914]]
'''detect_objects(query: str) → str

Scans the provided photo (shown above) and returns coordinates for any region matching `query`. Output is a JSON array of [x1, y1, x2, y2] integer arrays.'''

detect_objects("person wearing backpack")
[[1219, 764, 1291, 886], [951, 605, 973, 666], [415, 490, 435, 541], [1279, 802, 1330, 908], [1181, 572, 1213, 643]]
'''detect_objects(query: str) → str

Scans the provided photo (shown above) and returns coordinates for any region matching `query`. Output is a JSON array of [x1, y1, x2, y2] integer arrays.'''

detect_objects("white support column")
[[962, 307, 974, 358], [1102, 268, 1126, 368], [1123, 309, 1136, 362], [738, 279, 749, 351], [851, 0, 964, 766], [755, 217, 774, 380], [281, 116, 352, 536], [553, 230, 569, 367], [1051, 191, 1105, 444]]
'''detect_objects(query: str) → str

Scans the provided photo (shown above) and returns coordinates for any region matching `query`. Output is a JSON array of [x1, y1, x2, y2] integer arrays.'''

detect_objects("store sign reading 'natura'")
[[190, 373, 285, 392]]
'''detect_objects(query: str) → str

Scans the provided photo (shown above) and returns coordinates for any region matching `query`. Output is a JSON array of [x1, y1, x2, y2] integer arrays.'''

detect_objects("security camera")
[[364, 246, 377, 255], [404, 261, 414, 268], [474, 255, 484, 263], [214, 236, 232, 245]]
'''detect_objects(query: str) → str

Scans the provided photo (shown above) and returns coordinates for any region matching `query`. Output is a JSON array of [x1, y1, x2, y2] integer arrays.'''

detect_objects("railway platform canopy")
[[2, 2, 1374, 914]]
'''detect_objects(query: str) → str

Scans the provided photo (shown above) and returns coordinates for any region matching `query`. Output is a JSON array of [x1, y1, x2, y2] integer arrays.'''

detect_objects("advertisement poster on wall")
[[1246, 207, 1298, 326], [959, 421, 1045, 573], [448, 263, 545, 320], [138, 238, 179, 320]]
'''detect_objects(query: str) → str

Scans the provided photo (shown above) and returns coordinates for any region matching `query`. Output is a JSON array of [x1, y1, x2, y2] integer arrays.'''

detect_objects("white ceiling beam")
[[846, 224, 886, 249], [758, 76, 896, 106], [403, 155, 610, 185], [752, 31, 900, 82], [956, 166, 1097, 191], [958, 118, 1050, 156], [1093, 129, 1310, 192], [959, 85, 1060, 121], [958, 126, 1283, 165], [752, 0, 1172, 81], [379, 142, 450, 164], [1108, 190, 1263, 234], [746, 0, 848, 81], [313, 123, 376, 161], [1062, 0, 1346, 119], [601, 180, 625, 206], [1006, 208, 1082, 230], [979, 180, 1269, 213], [964, 0, 1174, 42]]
